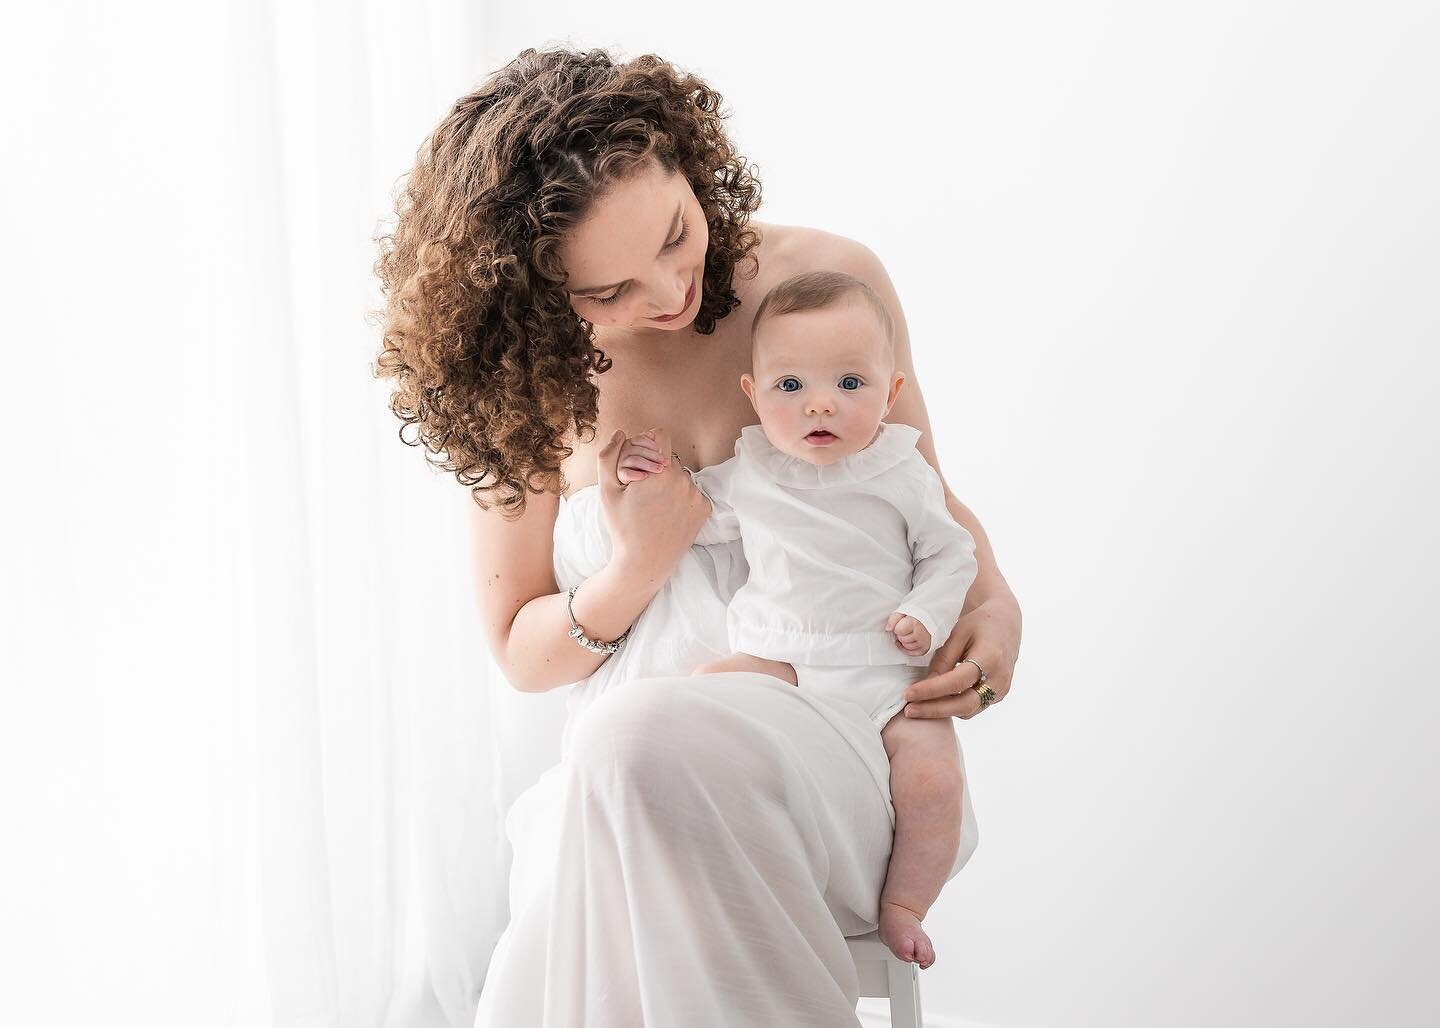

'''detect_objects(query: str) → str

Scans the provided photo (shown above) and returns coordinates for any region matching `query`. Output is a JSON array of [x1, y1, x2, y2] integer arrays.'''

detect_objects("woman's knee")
[[567, 679, 711, 787], [568, 677, 783, 810]]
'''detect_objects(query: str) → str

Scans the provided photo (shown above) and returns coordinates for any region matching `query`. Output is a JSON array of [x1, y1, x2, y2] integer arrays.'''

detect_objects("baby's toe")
[[916, 936, 935, 968], [889, 937, 916, 963]]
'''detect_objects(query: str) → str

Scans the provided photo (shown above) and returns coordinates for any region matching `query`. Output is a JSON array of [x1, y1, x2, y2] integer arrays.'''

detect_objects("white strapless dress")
[[473, 484, 979, 1027]]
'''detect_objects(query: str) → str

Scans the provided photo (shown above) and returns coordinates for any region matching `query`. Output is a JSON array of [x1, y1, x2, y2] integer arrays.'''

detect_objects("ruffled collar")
[[735, 421, 922, 489]]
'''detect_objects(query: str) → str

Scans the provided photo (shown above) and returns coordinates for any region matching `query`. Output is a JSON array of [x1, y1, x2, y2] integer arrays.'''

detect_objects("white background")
[[2, 1, 1436, 1026]]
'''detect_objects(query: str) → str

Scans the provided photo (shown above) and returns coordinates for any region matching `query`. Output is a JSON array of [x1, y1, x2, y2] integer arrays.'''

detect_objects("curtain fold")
[[3, 3, 504, 1025]]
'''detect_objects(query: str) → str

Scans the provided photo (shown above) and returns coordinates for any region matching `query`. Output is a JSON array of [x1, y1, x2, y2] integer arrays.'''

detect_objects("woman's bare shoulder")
[[762, 223, 880, 274]]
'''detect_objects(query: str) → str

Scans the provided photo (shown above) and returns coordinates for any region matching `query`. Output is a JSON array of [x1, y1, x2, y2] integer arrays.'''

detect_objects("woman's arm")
[[822, 234, 1022, 714], [467, 487, 663, 693], [469, 429, 711, 694], [821, 236, 1018, 613], [940, 495, 1014, 618]]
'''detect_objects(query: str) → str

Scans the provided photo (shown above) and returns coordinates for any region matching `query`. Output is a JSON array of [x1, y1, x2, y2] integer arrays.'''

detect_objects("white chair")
[[847, 929, 923, 1027]]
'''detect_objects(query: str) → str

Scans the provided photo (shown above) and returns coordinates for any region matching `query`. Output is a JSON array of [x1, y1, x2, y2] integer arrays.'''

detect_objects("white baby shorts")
[[790, 661, 931, 730]]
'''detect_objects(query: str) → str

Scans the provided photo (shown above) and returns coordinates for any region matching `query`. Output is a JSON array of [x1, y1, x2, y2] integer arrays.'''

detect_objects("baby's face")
[[741, 298, 903, 466]]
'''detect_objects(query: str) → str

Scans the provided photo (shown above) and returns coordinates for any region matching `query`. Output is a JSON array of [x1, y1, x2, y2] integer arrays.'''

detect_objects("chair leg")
[[886, 959, 923, 1028]]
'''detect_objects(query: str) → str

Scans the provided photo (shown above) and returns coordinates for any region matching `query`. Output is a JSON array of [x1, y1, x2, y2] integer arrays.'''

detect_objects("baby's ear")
[[739, 372, 756, 407], [885, 372, 906, 413]]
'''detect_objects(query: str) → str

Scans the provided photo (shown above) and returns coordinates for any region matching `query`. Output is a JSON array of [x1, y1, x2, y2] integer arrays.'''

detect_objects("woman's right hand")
[[596, 426, 710, 580]]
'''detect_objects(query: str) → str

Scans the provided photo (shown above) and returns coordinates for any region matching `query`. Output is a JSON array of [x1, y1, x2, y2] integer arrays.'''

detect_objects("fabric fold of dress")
[[474, 482, 980, 1027]]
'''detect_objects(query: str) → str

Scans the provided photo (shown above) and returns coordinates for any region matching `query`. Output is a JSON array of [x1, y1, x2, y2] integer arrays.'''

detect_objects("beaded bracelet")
[[566, 583, 632, 654]]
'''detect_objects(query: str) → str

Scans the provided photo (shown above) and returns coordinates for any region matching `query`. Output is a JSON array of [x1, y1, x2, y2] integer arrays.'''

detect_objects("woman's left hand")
[[900, 593, 1022, 719]]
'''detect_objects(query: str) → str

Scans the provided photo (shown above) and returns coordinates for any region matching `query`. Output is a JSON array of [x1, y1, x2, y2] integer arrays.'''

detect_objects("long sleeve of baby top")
[[689, 422, 978, 667], [692, 453, 742, 546]]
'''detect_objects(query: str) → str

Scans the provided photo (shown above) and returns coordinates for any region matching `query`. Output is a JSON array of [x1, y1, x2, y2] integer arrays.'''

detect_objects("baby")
[[611, 270, 978, 970]]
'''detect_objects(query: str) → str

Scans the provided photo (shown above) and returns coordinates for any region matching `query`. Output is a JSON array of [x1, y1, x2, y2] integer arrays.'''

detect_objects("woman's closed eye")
[[590, 219, 690, 306]]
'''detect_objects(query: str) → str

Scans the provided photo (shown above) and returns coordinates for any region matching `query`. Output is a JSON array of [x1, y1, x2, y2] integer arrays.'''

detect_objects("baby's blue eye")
[[777, 377, 801, 392], [840, 375, 862, 390]]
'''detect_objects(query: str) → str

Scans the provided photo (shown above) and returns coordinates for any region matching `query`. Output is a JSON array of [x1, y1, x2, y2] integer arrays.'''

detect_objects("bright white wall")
[[481, 3, 1439, 1026]]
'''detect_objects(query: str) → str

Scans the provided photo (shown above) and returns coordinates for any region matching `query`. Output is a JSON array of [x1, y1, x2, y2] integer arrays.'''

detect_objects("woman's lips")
[[650, 277, 696, 321]]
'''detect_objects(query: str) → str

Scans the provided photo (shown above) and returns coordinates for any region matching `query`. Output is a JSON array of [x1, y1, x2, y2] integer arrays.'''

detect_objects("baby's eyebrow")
[[769, 368, 869, 380], [567, 203, 683, 295]]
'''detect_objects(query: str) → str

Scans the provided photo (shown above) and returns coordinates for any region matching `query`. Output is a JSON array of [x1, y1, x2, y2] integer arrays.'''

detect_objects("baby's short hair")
[[749, 270, 895, 363]]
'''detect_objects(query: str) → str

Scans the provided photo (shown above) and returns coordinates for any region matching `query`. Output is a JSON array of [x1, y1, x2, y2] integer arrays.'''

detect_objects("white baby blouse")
[[690, 422, 978, 668]]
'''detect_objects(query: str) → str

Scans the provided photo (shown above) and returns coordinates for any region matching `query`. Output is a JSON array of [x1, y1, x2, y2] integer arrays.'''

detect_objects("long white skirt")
[[475, 669, 976, 1027], [475, 487, 978, 1025]]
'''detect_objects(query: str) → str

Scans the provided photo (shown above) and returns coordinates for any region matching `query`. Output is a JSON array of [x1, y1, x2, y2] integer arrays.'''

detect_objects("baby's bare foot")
[[877, 901, 936, 969]]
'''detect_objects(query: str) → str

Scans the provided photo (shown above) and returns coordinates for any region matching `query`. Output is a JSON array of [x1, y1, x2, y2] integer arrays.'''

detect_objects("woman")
[[374, 46, 1022, 1026]]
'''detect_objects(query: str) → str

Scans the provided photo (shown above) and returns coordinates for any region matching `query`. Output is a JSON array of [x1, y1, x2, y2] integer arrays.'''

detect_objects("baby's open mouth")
[[805, 429, 837, 442]]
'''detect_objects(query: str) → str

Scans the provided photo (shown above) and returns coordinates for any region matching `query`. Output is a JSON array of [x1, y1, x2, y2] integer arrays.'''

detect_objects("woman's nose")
[[653, 278, 689, 318]]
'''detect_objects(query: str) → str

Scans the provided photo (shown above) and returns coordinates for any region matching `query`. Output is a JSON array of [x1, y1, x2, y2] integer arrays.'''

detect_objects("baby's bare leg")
[[692, 652, 798, 686], [875, 712, 965, 968]]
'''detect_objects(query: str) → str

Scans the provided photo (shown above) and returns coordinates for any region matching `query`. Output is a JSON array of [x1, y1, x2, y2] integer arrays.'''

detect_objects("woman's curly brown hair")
[[372, 47, 763, 518]]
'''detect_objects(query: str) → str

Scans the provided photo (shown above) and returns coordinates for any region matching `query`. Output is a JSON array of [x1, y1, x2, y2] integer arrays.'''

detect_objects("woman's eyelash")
[[591, 221, 689, 305]]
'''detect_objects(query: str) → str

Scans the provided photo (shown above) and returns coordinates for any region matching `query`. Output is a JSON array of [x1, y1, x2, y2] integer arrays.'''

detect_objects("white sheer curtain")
[[1, 3, 516, 1025]]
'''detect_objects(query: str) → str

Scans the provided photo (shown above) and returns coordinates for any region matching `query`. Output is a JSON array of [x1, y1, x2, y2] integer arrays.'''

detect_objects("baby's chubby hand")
[[614, 428, 671, 485], [885, 612, 931, 656]]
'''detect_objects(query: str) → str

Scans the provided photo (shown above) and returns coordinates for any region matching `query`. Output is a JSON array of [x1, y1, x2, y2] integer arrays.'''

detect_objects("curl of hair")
[[371, 46, 763, 518]]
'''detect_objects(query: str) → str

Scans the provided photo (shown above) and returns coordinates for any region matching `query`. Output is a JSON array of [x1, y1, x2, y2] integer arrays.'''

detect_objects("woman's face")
[[559, 159, 709, 334]]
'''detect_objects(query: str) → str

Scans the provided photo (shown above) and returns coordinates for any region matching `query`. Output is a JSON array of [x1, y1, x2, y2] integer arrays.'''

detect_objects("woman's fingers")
[[597, 430, 627, 496], [903, 689, 982, 720], [902, 660, 984, 719], [598, 428, 624, 457], [903, 639, 1007, 718], [905, 643, 988, 704], [926, 619, 971, 677], [896, 597, 1021, 720]]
